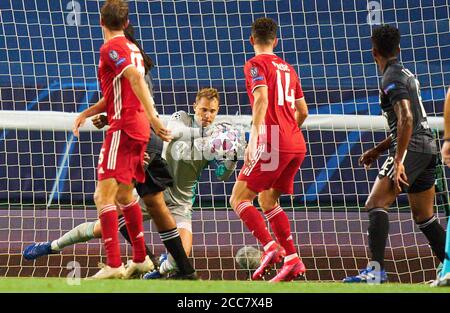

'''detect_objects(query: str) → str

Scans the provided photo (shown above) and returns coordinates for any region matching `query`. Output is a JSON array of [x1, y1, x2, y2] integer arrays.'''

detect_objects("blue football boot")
[[142, 253, 168, 280], [23, 241, 56, 260], [343, 267, 388, 283]]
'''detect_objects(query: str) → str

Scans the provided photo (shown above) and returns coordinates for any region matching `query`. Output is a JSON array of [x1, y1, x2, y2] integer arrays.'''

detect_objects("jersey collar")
[[383, 57, 398, 74]]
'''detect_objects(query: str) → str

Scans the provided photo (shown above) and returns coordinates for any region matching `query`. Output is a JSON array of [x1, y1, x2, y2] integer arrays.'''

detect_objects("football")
[[235, 246, 262, 270], [208, 123, 243, 159]]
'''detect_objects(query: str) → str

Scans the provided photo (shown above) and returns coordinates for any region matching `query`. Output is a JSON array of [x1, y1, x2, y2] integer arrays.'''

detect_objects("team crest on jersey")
[[250, 67, 258, 77], [383, 83, 396, 94], [109, 50, 119, 61]]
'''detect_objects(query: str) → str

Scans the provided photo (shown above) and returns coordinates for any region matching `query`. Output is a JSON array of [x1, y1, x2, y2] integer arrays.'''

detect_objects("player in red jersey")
[[230, 18, 309, 282], [72, 0, 171, 279]]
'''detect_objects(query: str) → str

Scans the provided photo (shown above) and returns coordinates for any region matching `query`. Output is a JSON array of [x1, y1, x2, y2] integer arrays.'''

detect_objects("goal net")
[[1, 0, 449, 283]]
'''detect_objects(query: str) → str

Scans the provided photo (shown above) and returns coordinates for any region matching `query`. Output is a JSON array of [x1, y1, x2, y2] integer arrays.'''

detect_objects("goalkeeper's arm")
[[214, 159, 237, 181]]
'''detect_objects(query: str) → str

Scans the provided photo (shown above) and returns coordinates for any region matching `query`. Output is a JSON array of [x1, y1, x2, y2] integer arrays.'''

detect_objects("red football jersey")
[[98, 35, 150, 142], [244, 53, 306, 153]]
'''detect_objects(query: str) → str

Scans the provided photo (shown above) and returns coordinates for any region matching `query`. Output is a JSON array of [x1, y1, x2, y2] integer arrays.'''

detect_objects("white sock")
[[50, 240, 59, 251], [263, 240, 276, 252], [284, 253, 299, 263], [159, 254, 178, 274]]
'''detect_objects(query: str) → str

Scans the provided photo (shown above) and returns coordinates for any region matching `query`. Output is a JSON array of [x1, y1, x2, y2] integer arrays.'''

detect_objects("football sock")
[[264, 205, 297, 256], [160, 255, 177, 274], [367, 208, 389, 270], [120, 200, 147, 263], [99, 204, 121, 268], [51, 221, 96, 251], [417, 215, 446, 263], [118, 215, 159, 267], [236, 201, 274, 247], [159, 228, 194, 275]]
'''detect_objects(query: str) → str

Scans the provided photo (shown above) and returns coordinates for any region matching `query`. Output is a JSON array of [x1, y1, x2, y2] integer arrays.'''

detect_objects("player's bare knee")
[[412, 211, 433, 224], [229, 194, 239, 211], [364, 199, 389, 211], [115, 191, 135, 206], [93, 220, 102, 238], [257, 194, 276, 212]]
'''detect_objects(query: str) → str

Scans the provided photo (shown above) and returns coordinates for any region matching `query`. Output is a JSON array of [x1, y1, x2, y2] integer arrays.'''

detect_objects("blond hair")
[[195, 88, 220, 104]]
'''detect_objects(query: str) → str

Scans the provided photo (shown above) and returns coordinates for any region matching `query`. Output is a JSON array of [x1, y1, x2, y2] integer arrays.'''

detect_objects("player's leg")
[[23, 220, 100, 260], [408, 188, 446, 264], [230, 180, 276, 251], [117, 211, 159, 268], [142, 192, 196, 278], [261, 153, 306, 282], [154, 214, 194, 278], [89, 177, 125, 279], [231, 180, 286, 281], [116, 182, 154, 278], [344, 175, 397, 283]]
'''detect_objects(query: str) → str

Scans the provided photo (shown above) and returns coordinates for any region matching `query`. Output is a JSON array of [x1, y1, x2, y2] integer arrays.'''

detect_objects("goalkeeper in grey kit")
[[144, 87, 242, 278]]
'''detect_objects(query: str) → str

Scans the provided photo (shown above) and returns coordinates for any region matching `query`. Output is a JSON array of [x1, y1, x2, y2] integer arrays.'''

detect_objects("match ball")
[[209, 124, 241, 159], [235, 246, 262, 270]]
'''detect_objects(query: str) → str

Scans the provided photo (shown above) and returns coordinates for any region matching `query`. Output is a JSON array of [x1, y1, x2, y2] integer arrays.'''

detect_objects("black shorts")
[[135, 152, 174, 197], [378, 150, 436, 193]]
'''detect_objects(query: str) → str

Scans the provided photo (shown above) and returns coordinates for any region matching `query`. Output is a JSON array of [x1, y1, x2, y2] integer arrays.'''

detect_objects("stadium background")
[[0, 0, 449, 282]]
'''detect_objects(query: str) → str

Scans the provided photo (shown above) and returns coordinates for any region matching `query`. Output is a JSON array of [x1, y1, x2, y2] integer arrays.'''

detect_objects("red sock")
[[236, 201, 274, 246], [99, 204, 121, 268], [120, 200, 146, 263], [264, 205, 297, 256]]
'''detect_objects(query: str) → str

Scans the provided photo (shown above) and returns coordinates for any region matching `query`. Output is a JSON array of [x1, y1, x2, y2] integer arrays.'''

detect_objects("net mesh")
[[0, 0, 449, 282]]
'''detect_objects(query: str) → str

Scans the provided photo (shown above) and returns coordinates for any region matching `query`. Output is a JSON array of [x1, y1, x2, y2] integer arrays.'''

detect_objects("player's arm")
[[213, 159, 237, 181], [294, 97, 308, 128], [442, 87, 450, 167], [246, 86, 268, 165], [123, 66, 172, 142], [359, 135, 392, 169], [167, 112, 204, 141], [73, 97, 106, 137], [393, 99, 413, 190]]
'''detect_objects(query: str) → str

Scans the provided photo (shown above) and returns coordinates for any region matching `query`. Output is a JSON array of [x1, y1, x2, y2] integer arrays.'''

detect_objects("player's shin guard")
[[236, 201, 274, 247], [120, 200, 146, 263], [367, 208, 389, 270], [264, 205, 297, 257], [99, 204, 121, 268], [417, 215, 446, 263], [159, 228, 195, 275], [118, 216, 159, 267]]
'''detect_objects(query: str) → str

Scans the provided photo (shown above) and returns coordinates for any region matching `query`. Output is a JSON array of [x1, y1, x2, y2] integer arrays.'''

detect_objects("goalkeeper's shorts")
[[238, 145, 305, 194]]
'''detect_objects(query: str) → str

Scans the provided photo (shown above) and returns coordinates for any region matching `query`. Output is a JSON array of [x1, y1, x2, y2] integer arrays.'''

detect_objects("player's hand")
[[72, 113, 86, 138], [152, 118, 173, 142], [359, 148, 381, 169], [393, 160, 409, 192], [441, 141, 450, 167], [244, 136, 258, 167], [92, 114, 108, 129], [143, 152, 150, 168]]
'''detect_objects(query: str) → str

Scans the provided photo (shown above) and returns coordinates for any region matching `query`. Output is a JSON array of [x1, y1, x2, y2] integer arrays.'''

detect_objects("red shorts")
[[238, 145, 305, 194], [97, 130, 147, 185]]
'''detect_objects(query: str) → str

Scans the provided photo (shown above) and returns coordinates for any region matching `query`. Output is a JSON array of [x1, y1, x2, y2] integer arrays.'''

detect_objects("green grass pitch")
[[0, 278, 448, 293]]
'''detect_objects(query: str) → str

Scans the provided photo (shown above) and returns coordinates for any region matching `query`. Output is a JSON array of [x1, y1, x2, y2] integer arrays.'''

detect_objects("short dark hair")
[[371, 24, 401, 58], [101, 0, 128, 31], [251, 17, 277, 45]]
